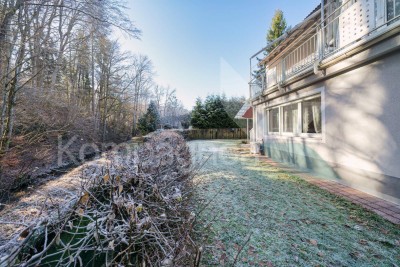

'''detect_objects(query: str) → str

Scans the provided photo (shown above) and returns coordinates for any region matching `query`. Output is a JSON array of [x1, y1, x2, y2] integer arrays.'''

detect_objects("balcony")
[[250, 0, 400, 100]]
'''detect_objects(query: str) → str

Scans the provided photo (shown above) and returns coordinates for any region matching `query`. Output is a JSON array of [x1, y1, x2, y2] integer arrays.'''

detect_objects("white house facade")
[[250, 0, 400, 203]]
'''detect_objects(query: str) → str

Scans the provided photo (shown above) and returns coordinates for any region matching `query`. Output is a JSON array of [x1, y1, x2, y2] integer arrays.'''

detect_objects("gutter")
[[250, 32, 289, 60], [319, 22, 400, 69]]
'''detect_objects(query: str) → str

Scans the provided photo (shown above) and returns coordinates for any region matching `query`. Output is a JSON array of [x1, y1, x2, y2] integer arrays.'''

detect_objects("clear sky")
[[120, 0, 321, 109]]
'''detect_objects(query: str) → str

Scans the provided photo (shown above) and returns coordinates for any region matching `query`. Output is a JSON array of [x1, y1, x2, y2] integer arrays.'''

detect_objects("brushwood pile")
[[1, 131, 200, 266]]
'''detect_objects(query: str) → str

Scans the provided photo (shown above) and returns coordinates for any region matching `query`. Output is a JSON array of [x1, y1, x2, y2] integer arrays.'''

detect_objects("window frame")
[[264, 93, 324, 140], [267, 107, 281, 134], [387, 0, 400, 20], [299, 95, 323, 138], [281, 102, 300, 135]]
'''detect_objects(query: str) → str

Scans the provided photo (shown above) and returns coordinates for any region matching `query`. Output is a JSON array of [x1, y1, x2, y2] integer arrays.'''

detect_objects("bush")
[[6, 132, 200, 266]]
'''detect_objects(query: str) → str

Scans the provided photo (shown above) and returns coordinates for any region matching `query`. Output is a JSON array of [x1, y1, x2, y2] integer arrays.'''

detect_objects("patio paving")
[[258, 156, 400, 225]]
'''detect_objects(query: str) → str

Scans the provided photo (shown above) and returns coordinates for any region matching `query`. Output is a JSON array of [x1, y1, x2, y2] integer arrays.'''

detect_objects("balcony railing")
[[249, 0, 400, 100], [260, 32, 319, 89], [322, 0, 372, 57], [283, 34, 319, 79], [249, 77, 263, 99]]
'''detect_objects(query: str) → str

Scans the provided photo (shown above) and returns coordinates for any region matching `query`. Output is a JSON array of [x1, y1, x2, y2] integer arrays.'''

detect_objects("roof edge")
[[257, 4, 322, 65]]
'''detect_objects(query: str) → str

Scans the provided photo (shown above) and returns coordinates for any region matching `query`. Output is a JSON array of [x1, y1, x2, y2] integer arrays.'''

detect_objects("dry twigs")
[[232, 233, 252, 266], [1, 131, 201, 266]]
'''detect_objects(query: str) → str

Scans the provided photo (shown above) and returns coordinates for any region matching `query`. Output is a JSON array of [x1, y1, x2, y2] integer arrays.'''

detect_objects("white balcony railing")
[[249, 0, 400, 100], [259, 33, 318, 90], [249, 80, 262, 99], [322, 0, 373, 57], [283, 33, 319, 79], [266, 65, 277, 87]]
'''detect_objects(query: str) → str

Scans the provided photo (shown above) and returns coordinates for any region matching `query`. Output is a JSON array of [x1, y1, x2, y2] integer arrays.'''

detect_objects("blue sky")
[[121, 0, 321, 109]]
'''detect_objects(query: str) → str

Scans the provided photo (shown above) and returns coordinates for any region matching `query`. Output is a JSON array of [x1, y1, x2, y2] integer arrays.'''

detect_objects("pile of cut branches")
[[1, 131, 200, 266]]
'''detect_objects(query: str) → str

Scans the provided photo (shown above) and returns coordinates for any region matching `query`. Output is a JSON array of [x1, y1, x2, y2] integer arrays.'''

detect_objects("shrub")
[[5, 132, 199, 266]]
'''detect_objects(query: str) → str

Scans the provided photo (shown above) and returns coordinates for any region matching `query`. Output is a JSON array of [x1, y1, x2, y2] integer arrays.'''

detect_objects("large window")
[[266, 94, 323, 137], [268, 108, 280, 133], [302, 97, 322, 134], [282, 103, 298, 133], [387, 0, 400, 21]]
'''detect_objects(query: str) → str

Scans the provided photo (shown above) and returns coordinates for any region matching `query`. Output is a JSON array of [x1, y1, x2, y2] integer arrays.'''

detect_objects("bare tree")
[[153, 84, 165, 112], [0, 0, 141, 153], [129, 54, 153, 136]]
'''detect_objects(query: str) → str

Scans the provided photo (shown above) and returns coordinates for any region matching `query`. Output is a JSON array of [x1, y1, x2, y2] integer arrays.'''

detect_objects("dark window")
[[302, 97, 322, 134]]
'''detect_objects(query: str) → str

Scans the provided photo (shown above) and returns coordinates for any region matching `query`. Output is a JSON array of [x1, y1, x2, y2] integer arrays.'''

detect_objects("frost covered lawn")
[[191, 140, 400, 267]]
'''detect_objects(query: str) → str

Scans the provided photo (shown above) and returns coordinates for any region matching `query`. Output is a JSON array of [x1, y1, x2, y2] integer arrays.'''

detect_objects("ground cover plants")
[[191, 140, 400, 266], [2, 138, 399, 266]]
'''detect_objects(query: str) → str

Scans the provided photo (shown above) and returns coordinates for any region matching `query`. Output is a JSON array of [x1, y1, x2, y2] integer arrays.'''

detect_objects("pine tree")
[[252, 9, 288, 82], [266, 9, 287, 52], [190, 98, 207, 129], [191, 95, 238, 129], [138, 101, 160, 134]]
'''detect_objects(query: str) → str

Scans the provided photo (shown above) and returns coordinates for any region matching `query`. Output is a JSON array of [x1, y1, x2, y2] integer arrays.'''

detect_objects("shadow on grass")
[[191, 140, 400, 267]]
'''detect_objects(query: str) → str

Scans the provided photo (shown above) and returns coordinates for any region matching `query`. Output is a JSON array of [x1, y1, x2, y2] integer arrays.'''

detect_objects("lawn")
[[190, 140, 400, 267]]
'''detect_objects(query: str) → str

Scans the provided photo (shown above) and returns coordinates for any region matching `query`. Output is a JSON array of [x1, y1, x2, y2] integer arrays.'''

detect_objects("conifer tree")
[[252, 9, 288, 82], [266, 9, 287, 52], [190, 95, 238, 129], [138, 101, 160, 134], [190, 98, 208, 129]]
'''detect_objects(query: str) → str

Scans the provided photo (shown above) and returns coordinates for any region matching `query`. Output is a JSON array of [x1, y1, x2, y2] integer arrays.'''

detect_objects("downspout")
[[247, 118, 249, 142], [249, 58, 252, 98], [321, 0, 325, 59], [321, 0, 325, 30], [248, 58, 254, 144]]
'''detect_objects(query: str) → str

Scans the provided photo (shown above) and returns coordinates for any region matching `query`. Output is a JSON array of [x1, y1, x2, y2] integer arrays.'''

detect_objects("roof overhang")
[[235, 102, 253, 119], [259, 5, 321, 66]]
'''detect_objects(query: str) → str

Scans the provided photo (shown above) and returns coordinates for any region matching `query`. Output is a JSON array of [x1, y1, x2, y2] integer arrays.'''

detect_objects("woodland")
[[0, 0, 188, 196]]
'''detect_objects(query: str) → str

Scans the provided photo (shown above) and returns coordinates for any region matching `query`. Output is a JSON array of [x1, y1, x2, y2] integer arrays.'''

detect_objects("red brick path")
[[257, 156, 400, 224]]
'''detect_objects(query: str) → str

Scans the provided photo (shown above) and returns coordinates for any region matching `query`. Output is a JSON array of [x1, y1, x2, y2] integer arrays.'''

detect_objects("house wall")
[[255, 104, 265, 140], [259, 35, 400, 204]]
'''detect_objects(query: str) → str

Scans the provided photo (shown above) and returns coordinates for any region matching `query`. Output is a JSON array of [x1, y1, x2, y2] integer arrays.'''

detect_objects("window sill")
[[264, 133, 325, 143]]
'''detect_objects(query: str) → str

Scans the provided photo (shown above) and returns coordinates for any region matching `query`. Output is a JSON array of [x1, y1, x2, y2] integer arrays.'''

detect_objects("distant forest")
[[0, 0, 187, 195]]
